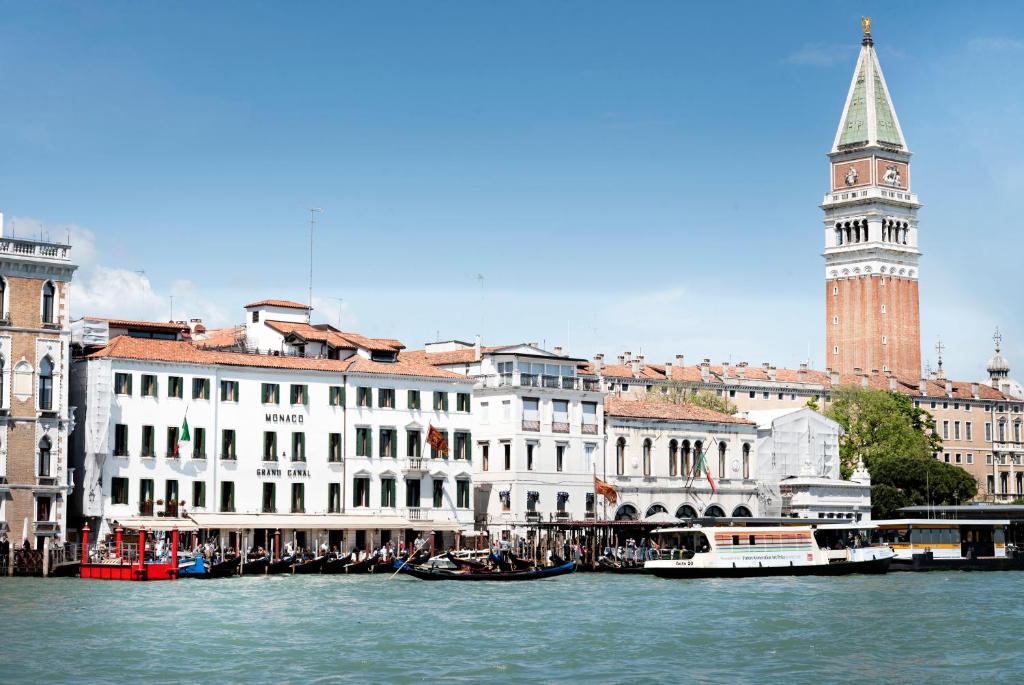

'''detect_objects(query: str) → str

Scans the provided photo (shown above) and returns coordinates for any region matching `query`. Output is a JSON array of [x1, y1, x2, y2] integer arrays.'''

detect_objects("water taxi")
[[872, 518, 1024, 571], [644, 523, 894, 578]]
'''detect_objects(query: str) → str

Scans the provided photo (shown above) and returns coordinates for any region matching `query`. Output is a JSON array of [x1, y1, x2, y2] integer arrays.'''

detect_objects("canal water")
[[2, 572, 1021, 684]]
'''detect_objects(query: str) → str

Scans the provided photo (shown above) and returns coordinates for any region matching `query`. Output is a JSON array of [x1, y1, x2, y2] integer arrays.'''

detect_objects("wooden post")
[[42, 537, 50, 577], [274, 529, 281, 561], [429, 531, 436, 558], [115, 525, 123, 559], [238, 530, 243, 576], [81, 522, 91, 567], [138, 526, 146, 578]]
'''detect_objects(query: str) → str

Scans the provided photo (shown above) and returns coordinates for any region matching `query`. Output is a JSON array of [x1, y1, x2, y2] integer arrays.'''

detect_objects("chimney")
[[553, 346, 562, 356], [592, 353, 604, 374], [971, 382, 979, 399], [675, 354, 684, 368], [799, 362, 808, 383], [888, 375, 897, 392], [919, 378, 928, 396], [736, 363, 746, 379], [768, 366, 777, 382], [664, 359, 673, 379], [722, 361, 731, 378], [617, 354, 625, 365], [636, 354, 645, 367], [630, 358, 641, 377], [623, 351, 632, 364], [828, 369, 839, 386], [700, 359, 711, 382], [761, 362, 770, 372], [945, 380, 953, 397], [474, 334, 482, 362]]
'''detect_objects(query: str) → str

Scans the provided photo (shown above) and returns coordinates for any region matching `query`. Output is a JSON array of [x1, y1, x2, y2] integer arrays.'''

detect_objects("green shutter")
[[466, 432, 472, 460]]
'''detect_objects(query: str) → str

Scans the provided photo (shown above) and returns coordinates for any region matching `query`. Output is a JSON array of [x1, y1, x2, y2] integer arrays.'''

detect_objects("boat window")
[[748, 535, 756, 546], [873, 527, 910, 544], [731, 535, 740, 546]]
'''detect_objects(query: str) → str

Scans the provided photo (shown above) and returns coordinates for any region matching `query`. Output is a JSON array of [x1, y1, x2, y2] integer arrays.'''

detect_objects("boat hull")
[[395, 560, 576, 581], [648, 556, 891, 579], [890, 555, 1024, 572]]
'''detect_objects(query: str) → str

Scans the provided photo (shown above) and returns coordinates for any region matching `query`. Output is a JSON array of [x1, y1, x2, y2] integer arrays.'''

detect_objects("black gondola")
[[209, 556, 240, 578], [267, 555, 298, 574], [240, 556, 270, 575], [321, 554, 353, 574], [444, 552, 487, 570], [394, 559, 576, 581], [292, 555, 328, 574]]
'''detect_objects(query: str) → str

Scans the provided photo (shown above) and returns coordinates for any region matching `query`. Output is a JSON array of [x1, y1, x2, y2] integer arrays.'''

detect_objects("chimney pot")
[[971, 382, 979, 399], [553, 346, 562, 355], [889, 376, 897, 391], [945, 380, 953, 396], [675, 354, 685, 366]]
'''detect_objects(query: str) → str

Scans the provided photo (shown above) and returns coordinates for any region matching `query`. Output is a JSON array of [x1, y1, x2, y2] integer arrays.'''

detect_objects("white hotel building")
[[68, 300, 475, 552]]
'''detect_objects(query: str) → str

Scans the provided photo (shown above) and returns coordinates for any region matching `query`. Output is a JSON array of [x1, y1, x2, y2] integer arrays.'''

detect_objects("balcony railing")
[[162, 503, 180, 517], [407, 507, 425, 521], [525, 511, 541, 522], [405, 458, 426, 472], [582, 423, 598, 435], [476, 373, 602, 392], [0, 237, 71, 262], [522, 420, 540, 432], [552, 422, 570, 434]]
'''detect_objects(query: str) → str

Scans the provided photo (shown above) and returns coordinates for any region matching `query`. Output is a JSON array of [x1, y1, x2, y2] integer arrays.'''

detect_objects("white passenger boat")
[[872, 518, 1024, 571], [644, 523, 894, 578]]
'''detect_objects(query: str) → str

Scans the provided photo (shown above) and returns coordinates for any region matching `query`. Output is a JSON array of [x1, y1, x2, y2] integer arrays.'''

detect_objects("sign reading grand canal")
[[265, 413, 305, 424], [255, 467, 311, 477]]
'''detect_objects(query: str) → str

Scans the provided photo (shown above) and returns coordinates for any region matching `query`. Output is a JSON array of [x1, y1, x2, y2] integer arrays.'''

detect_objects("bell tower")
[[823, 18, 922, 379]]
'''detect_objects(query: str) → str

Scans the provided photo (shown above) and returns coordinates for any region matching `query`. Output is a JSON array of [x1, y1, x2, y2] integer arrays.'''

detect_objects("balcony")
[[525, 511, 541, 523], [406, 507, 434, 521], [582, 423, 598, 435], [476, 373, 602, 392], [522, 420, 540, 432], [993, 442, 1022, 453], [403, 458, 427, 473], [552, 422, 570, 434], [161, 502, 180, 517], [0, 237, 72, 262], [554, 511, 570, 521], [33, 521, 59, 536]]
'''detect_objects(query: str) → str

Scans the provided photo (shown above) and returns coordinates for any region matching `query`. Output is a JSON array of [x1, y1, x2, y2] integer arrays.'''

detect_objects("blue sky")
[[1, 2, 1022, 380]]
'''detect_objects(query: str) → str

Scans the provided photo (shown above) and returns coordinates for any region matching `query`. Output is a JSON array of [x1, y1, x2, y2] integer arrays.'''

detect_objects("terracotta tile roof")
[[86, 317, 189, 333], [604, 397, 753, 425], [834, 372, 1007, 400], [265, 320, 404, 353], [405, 346, 505, 366], [83, 336, 466, 380], [244, 299, 310, 310], [194, 326, 244, 349]]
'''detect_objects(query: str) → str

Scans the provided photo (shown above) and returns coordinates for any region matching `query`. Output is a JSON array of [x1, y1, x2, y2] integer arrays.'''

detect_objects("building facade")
[[69, 301, 475, 553], [0, 216, 77, 551], [823, 22, 922, 379]]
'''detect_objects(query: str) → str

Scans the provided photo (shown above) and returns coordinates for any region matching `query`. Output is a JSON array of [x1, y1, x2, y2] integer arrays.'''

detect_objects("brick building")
[[0, 214, 77, 551]]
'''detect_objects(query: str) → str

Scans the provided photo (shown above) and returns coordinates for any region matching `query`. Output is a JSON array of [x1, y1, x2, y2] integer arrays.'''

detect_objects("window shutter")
[[466, 432, 472, 460]]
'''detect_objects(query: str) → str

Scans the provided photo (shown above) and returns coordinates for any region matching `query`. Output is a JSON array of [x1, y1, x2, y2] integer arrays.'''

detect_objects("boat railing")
[[647, 549, 696, 562]]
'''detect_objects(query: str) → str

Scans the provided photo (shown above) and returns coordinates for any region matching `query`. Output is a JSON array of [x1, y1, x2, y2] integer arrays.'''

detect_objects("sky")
[[1, 1, 1022, 381]]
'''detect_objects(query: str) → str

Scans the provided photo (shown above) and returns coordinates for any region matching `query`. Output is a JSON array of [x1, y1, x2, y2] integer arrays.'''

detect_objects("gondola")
[[240, 556, 270, 575], [596, 557, 647, 574], [444, 551, 487, 570], [343, 555, 381, 574], [209, 556, 240, 578], [292, 555, 328, 574], [266, 555, 298, 574], [321, 554, 353, 574], [394, 559, 576, 581]]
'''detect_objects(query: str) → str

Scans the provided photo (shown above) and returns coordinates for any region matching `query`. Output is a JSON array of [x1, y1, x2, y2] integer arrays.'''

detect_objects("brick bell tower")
[[823, 18, 921, 379]]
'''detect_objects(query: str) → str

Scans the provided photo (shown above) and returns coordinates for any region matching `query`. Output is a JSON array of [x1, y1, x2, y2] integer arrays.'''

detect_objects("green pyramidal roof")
[[832, 41, 906, 153]]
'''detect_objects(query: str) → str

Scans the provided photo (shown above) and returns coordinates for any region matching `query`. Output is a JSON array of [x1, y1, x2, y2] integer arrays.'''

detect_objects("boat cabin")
[[872, 519, 1008, 561]]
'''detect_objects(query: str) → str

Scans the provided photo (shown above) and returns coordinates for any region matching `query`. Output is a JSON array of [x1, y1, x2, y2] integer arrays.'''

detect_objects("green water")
[[1, 572, 1021, 684]]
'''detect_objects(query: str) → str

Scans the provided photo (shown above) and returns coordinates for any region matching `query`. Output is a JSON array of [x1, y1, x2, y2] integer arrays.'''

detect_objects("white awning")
[[187, 512, 465, 532], [110, 517, 200, 531]]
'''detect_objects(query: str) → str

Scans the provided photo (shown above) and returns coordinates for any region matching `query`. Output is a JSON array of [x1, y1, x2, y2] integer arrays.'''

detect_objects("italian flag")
[[695, 449, 717, 494], [175, 416, 191, 457]]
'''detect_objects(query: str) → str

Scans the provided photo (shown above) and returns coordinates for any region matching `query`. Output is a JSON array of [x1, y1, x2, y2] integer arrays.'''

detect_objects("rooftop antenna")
[[935, 337, 945, 375], [326, 296, 344, 330], [169, 295, 174, 322], [308, 208, 323, 324], [474, 273, 484, 338]]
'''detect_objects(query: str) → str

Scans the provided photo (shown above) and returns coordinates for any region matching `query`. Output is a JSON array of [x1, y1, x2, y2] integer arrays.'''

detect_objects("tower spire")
[[862, 16, 873, 46]]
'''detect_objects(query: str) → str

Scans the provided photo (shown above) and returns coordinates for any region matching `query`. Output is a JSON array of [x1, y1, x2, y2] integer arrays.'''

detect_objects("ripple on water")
[[2, 572, 1023, 684]]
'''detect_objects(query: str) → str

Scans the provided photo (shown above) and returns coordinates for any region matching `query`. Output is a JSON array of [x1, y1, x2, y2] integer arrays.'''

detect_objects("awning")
[[110, 517, 199, 532], [187, 512, 465, 532]]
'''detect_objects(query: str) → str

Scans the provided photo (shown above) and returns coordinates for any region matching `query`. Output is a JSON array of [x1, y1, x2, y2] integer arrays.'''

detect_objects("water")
[[2, 572, 1022, 684]]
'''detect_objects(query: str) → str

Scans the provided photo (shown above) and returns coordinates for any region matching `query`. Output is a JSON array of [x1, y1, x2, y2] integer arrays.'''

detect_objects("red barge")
[[79, 522, 181, 581]]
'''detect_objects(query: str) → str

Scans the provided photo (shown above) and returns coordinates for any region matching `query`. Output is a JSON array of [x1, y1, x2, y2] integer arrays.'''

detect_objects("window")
[[501, 490, 511, 512], [985, 423, 993, 441], [263, 431, 278, 461], [881, 335, 888, 345], [942, 421, 949, 439], [832, 315, 839, 325], [503, 442, 511, 470], [643, 439, 652, 476], [192, 481, 206, 508], [251, 311, 259, 323], [527, 443, 535, 471], [748, 391, 755, 399], [262, 483, 277, 512], [456, 392, 470, 412], [553, 399, 569, 432], [668, 440, 679, 477], [955, 454, 962, 464], [719, 441, 727, 479], [357, 387, 372, 407], [881, 304, 886, 313], [166, 426, 180, 457], [356, 427, 372, 457], [328, 433, 342, 462], [192, 378, 210, 400], [523, 397, 540, 430], [141, 425, 155, 457], [329, 386, 344, 406], [290, 384, 308, 405], [433, 479, 444, 508], [457, 480, 470, 509], [262, 383, 280, 404], [966, 422, 973, 441], [480, 401, 490, 424], [407, 390, 421, 410], [291, 483, 305, 513], [405, 479, 421, 507], [161, 481, 178, 509], [378, 388, 395, 408], [407, 430, 421, 457], [616, 438, 626, 475], [328, 483, 341, 513], [37, 357, 54, 410], [221, 429, 236, 460], [168, 376, 183, 398], [41, 282, 55, 324], [140, 478, 155, 509], [454, 431, 471, 460], [433, 391, 449, 411], [114, 424, 129, 456], [193, 427, 206, 459], [220, 380, 239, 402], [292, 432, 306, 461], [481, 443, 489, 471], [379, 428, 396, 458], [430, 430, 449, 459], [381, 478, 397, 507], [141, 374, 157, 397], [556, 444, 565, 472], [967, 454, 974, 465], [954, 421, 961, 440], [582, 402, 597, 433], [220, 481, 235, 512], [833, 346, 839, 355], [353, 477, 370, 507], [114, 372, 132, 395], [742, 443, 751, 479], [502, 400, 511, 420], [762, 391, 769, 400], [111, 477, 129, 505]]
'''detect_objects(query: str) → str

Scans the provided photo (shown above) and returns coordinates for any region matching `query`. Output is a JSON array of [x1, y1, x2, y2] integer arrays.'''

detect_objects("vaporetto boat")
[[873, 518, 1024, 571], [644, 523, 894, 578]]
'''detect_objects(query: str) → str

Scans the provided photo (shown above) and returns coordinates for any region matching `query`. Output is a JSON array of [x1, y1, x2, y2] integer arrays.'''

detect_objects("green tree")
[[869, 454, 977, 519], [805, 395, 820, 411], [646, 380, 737, 415], [825, 386, 942, 478]]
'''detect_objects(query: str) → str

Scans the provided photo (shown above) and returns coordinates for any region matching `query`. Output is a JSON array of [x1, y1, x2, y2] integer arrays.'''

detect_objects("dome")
[[987, 352, 1010, 376]]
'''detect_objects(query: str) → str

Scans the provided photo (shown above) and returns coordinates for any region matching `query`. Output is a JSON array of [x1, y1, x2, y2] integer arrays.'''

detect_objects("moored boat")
[[873, 518, 1024, 571], [178, 555, 208, 578], [321, 554, 353, 574], [292, 555, 328, 574], [645, 523, 894, 578], [209, 556, 241, 578], [267, 555, 298, 574], [394, 558, 576, 581]]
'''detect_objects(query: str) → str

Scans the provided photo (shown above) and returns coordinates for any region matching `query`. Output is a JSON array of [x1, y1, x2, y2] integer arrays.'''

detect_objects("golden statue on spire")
[[862, 16, 872, 35]]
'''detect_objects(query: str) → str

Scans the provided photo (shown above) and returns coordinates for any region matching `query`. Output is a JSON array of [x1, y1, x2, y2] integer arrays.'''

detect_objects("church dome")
[[987, 328, 1010, 378]]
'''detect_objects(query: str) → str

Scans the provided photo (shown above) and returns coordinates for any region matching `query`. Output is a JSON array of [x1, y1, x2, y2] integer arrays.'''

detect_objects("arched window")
[[615, 504, 638, 521], [38, 356, 54, 411], [704, 504, 726, 518], [718, 441, 727, 479], [41, 282, 56, 324], [38, 436, 51, 477], [694, 440, 703, 476], [616, 437, 626, 476], [675, 504, 698, 519], [732, 505, 752, 517], [742, 443, 751, 479], [642, 439, 652, 476], [645, 504, 668, 519], [681, 440, 692, 476], [668, 439, 678, 477]]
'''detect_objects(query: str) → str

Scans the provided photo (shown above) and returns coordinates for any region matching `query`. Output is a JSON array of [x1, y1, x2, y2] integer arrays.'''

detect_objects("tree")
[[825, 386, 942, 478], [646, 380, 737, 415], [869, 454, 977, 519], [805, 395, 820, 411]]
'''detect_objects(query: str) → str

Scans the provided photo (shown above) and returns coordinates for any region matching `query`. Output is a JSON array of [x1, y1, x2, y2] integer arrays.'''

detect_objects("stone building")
[[0, 214, 77, 550]]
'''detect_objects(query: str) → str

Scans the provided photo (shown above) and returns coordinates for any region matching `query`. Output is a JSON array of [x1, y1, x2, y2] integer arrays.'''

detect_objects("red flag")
[[595, 477, 618, 504], [705, 466, 717, 495], [426, 425, 449, 457]]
